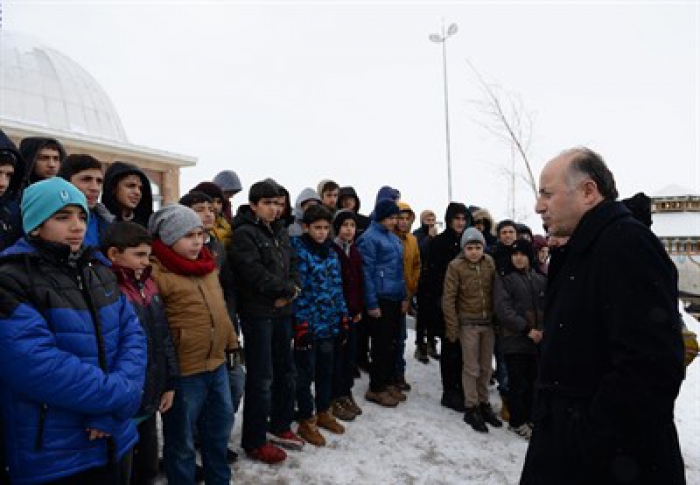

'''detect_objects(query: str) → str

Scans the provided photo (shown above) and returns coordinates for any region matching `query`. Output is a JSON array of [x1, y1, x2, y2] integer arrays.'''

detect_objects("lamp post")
[[429, 21, 458, 203]]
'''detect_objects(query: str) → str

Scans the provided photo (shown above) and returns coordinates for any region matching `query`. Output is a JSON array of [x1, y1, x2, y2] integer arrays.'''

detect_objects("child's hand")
[[353, 313, 362, 323], [274, 298, 289, 308], [86, 428, 110, 440], [160, 391, 175, 414]]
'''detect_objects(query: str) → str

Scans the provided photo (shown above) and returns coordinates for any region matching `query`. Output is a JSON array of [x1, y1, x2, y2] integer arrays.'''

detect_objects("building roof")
[[652, 184, 699, 198], [652, 211, 700, 238], [1, 31, 127, 142]]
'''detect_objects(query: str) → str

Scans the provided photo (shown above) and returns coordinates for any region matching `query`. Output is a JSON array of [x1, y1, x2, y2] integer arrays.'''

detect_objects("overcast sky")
[[5, 0, 699, 230]]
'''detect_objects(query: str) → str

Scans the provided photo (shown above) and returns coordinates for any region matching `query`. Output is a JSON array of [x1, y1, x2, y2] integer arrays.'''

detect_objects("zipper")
[[35, 404, 48, 450]]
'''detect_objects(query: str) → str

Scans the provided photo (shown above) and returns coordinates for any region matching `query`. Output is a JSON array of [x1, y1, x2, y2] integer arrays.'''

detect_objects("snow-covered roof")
[[652, 184, 699, 198], [652, 211, 700, 237]]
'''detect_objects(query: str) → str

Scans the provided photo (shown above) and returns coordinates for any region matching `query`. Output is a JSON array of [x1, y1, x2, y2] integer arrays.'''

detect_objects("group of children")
[[0, 129, 551, 483]]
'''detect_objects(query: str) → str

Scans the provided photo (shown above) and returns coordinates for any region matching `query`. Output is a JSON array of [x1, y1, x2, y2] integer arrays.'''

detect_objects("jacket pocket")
[[35, 404, 48, 451]]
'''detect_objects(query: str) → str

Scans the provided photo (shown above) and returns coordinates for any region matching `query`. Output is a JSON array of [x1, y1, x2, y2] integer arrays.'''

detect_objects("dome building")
[[0, 31, 195, 205]]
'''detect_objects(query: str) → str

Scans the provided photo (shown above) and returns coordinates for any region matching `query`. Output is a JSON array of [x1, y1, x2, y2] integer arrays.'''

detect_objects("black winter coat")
[[229, 206, 299, 318], [521, 202, 685, 485]]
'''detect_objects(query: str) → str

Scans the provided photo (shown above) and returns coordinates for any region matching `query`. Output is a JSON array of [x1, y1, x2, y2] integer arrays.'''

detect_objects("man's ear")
[[105, 247, 120, 262]]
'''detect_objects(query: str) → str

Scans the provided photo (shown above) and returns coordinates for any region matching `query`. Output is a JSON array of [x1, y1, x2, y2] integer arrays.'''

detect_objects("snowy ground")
[[223, 309, 700, 484]]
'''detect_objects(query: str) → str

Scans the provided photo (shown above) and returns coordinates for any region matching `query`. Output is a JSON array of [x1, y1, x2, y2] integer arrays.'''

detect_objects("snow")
[[220, 310, 700, 484]]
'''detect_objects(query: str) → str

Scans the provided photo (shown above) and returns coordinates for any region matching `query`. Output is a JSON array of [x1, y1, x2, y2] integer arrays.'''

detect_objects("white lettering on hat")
[[59, 190, 70, 202]]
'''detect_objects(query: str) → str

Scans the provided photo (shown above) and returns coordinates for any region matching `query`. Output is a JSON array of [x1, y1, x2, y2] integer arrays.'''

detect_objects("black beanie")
[[333, 209, 357, 233], [511, 239, 534, 258]]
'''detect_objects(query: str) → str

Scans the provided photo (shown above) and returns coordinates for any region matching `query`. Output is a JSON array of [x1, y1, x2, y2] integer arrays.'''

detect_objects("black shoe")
[[195, 464, 205, 483], [441, 391, 466, 413], [464, 406, 488, 433], [480, 402, 503, 428], [227, 448, 238, 463], [427, 341, 440, 359], [414, 344, 429, 364]]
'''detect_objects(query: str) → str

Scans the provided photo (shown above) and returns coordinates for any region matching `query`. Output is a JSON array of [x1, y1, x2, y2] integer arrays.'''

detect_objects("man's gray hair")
[[563, 147, 619, 201]]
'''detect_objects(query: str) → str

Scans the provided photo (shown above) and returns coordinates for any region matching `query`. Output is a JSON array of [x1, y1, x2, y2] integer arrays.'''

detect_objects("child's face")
[[35, 205, 87, 252], [251, 198, 278, 224], [339, 196, 356, 211], [450, 214, 467, 234], [109, 243, 152, 279], [338, 219, 356, 242], [274, 196, 286, 219], [538, 246, 549, 263], [321, 189, 339, 208], [171, 227, 205, 260], [0, 163, 14, 197], [512, 252, 530, 271], [396, 212, 413, 234], [211, 197, 223, 215], [115, 174, 143, 210], [305, 219, 331, 244], [191, 201, 216, 230], [70, 168, 103, 209], [34, 148, 61, 179], [463, 243, 484, 262], [498, 225, 517, 246]]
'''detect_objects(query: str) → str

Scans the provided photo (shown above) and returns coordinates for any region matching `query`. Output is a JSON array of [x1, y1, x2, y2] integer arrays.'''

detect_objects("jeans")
[[240, 315, 296, 450], [295, 337, 335, 420], [229, 362, 246, 414], [368, 299, 401, 392], [394, 313, 407, 378], [332, 323, 357, 399], [162, 365, 233, 485]]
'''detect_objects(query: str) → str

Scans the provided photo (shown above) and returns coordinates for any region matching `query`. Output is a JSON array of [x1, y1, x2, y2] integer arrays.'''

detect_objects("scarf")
[[302, 233, 331, 258], [151, 238, 216, 276]]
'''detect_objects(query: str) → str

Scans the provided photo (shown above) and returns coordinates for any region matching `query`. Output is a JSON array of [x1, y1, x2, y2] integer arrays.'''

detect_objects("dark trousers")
[[440, 338, 463, 394], [415, 291, 438, 345], [131, 414, 159, 485], [240, 315, 296, 450], [356, 311, 371, 368], [504, 353, 537, 427], [295, 337, 335, 420], [494, 334, 510, 397], [332, 323, 357, 399], [394, 314, 407, 377], [46, 450, 133, 485], [368, 299, 402, 392]]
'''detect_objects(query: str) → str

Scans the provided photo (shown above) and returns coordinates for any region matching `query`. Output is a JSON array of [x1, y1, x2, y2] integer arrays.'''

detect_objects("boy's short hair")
[[319, 180, 339, 195], [496, 219, 517, 235], [248, 180, 280, 203], [302, 204, 333, 225], [179, 190, 213, 207], [102, 221, 152, 252], [58, 154, 102, 181]]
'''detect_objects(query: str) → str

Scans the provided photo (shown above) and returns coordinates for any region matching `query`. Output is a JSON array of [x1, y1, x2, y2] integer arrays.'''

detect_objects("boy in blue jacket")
[[0, 177, 146, 484]]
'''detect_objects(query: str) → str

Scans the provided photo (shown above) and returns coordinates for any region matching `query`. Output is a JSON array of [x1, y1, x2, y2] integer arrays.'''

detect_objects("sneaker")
[[414, 344, 429, 364], [345, 395, 363, 416], [387, 385, 407, 402], [332, 398, 357, 422], [508, 423, 532, 439], [297, 417, 326, 447], [463, 406, 488, 433], [365, 389, 399, 407], [395, 375, 412, 392], [480, 402, 503, 428], [317, 410, 345, 434], [246, 442, 287, 464], [268, 429, 305, 451], [427, 341, 440, 359]]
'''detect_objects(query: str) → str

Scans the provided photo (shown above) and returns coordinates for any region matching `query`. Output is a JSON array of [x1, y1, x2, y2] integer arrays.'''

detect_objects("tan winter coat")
[[151, 257, 238, 377], [442, 253, 496, 341]]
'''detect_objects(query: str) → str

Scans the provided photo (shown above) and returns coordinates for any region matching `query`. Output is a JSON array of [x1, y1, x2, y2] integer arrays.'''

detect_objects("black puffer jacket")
[[0, 130, 25, 251], [228, 205, 299, 318], [493, 268, 546, 355], [102, 162, 154, 227]]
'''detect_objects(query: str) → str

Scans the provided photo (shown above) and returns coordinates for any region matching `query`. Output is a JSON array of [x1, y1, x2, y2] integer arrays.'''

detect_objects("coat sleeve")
[[441, 263, 460, 340], [292, 247, 313, 325], [0, 281, 145, 416], [494, 275, 530, 333], [357, 236, 379, 311], [407, 239, 421, 298]]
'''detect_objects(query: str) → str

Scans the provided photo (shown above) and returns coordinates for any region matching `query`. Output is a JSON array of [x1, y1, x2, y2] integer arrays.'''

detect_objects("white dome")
[[1, 31, 127, 142]]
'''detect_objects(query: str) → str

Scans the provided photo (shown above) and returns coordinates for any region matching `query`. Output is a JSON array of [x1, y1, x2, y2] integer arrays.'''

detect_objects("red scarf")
[[151, 238, 217, 276]]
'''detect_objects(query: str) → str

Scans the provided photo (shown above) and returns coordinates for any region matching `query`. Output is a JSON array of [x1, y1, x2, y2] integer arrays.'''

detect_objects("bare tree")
[[466, 60, 538, 202]]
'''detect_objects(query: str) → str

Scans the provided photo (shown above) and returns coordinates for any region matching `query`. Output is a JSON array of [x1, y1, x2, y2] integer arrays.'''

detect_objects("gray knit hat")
[[212, 170, 242, 194], [148, 204, 203, 246], [460, 227, 485, 248]]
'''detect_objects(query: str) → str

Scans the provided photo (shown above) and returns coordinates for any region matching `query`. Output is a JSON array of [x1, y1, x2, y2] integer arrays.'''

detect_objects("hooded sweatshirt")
[[288, 188, 321, 237], [19, 137, 67, 186], [337, 186, 370, 237], [102, 162, 154, 227], [0, 130, 26, 251]]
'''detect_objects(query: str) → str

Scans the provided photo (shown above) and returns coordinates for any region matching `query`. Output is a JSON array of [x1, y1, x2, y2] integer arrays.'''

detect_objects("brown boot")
[[365, 389, 399, 407], [344, 395, 363, 416], [317, 410, 345, 434], [297, 417, 326, 447], [331, 399, 356, 422], [387, 385, 407, 402]]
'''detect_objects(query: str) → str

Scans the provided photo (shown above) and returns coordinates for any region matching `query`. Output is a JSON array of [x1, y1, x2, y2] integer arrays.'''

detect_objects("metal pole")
[[441, 27, 453, 203]]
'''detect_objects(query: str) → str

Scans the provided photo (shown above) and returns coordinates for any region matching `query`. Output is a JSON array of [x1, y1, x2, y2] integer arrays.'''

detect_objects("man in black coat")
[[521, 148, 685, 484]]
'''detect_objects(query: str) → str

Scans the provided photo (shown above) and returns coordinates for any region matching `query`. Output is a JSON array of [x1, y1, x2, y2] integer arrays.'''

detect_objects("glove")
[[294, 322, 312, 350]]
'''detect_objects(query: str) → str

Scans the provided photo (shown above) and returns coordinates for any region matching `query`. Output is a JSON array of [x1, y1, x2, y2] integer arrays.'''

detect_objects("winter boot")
[[365, 389, 399, 407], [395, 375, 412, 392], [427, 340, 440, 359], [268, 429, 305, 451], [317, 410, 346, 434], [480, 402, 503, 428], [463, 406, 488, 433], [345, 395, 363, 416], [297, 417, 326, 447], [441, 390, 466, 413], [387, 385, 407, 402], [414, 344, 429, 364], [332, 398, 357, 422]]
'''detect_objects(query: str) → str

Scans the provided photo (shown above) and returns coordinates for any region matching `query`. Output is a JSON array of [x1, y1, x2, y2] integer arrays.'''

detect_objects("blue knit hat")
[[374, 199, 400, 222], [21, 177, 89, 234]]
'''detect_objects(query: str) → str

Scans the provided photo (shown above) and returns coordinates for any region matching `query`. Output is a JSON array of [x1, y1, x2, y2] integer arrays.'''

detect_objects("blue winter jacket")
[[291, 235, 348, 339], [0, 239, 146, 484], [356, 221, 406, 310]]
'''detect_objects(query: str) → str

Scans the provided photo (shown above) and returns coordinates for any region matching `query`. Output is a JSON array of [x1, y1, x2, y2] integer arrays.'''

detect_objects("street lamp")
[[429, 22, 458, 203]]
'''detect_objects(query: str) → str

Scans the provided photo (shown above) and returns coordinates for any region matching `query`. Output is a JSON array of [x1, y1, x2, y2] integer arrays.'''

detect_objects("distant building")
[[651, 184, 700, 315], [0, 31, 196, 205]]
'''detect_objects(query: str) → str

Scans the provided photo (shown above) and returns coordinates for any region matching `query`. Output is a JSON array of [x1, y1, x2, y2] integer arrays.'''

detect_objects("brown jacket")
[[442, 253, 496, 341], [151, 257, 238, 377]]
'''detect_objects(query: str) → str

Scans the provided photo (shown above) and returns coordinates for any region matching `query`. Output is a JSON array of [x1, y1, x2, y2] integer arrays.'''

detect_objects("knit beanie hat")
[[148, 204, 203, 246], [511, 239, 534, 258], [212, 170, 242, 194], [21, 177, 89, 234], [333, 209, 357, 233], [374, 199, 400, 222], [460, 227, 485, 248]]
